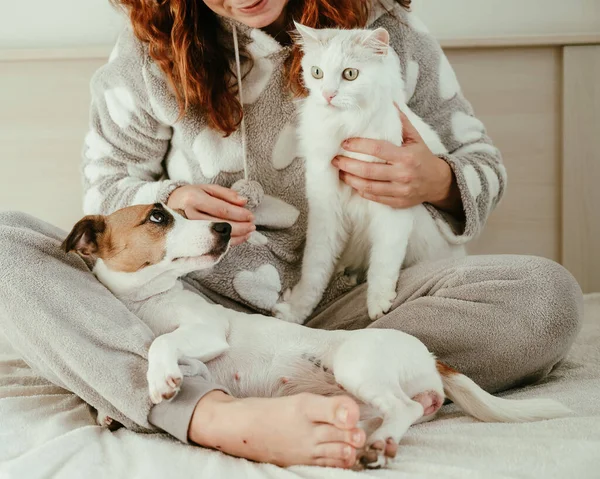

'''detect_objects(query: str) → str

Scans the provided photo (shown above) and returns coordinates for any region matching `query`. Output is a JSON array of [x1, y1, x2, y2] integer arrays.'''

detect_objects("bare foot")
[[189, 391, 365, 468]]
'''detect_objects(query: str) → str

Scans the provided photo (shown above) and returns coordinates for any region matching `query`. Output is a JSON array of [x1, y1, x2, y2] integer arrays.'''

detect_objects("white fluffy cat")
[[273, 23, 464, 324]]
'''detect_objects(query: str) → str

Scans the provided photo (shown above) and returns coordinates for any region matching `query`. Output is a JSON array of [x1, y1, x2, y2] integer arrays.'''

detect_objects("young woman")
[[0, 0, 583, 470]]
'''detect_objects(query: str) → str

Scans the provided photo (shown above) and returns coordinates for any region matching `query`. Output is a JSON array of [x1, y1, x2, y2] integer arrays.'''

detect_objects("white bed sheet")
[[1, 295, 599, 479]]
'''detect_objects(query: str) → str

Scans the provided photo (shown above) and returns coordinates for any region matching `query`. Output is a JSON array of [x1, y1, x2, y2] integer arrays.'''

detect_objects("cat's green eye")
[[342, 68, 359, 81], [311, 66, 323, 79]]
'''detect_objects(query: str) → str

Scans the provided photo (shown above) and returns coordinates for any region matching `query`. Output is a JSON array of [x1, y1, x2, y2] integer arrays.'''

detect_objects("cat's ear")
[[292, 21, 321, 46], [362, 27, 390, 56]]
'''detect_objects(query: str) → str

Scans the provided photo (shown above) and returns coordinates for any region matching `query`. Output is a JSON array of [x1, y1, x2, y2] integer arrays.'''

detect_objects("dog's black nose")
[[212, 222, 232, 239]]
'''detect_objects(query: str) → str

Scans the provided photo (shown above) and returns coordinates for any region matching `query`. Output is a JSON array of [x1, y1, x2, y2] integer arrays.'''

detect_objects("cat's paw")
[[272, 302, 307, 324], [147, 363, 183, 404], [367, 289, 397, 321]]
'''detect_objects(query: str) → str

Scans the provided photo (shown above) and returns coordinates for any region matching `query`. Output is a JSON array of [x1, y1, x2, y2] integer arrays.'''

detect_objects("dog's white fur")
[[66, 204, 570, 468], [273, 25, 464, 324]]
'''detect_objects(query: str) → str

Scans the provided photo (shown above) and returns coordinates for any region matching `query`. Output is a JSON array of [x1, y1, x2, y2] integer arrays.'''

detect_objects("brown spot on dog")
[[234, 373, 240, 381], [436, 361, 459, 377], [64, 204, 175, 272], [243, 439, 248, 444]]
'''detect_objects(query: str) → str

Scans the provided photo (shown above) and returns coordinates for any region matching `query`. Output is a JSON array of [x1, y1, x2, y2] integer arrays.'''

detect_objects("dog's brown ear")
[[62, 215, 106, 257]]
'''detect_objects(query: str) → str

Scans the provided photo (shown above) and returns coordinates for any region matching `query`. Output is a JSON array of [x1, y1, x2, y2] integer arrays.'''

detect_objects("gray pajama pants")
[[0, 211, 583, 442]]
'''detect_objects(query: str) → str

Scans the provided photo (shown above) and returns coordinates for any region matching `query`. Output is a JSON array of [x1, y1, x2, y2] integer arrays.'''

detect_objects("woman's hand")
[[167, 185, 256, 246], [333, 107, 462, 215]]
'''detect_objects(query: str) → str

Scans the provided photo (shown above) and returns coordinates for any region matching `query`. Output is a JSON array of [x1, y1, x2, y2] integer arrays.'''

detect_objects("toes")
[[315, 425, 366, 447], [303, 394, 360, 429], [313, 443, 356, 468], [313, 457, 351, 469], [385, 438, 398, 459]]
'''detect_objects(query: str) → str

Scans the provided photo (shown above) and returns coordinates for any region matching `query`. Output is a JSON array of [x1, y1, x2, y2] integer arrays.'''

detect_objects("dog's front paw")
[[354, 438, 398, 470], [272, 302, 307, 324], [147, 364, 183, 404], [367, 289, 397, 321]]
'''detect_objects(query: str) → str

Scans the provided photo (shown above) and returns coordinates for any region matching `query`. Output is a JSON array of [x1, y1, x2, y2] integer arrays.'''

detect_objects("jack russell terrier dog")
[[63, 203, 571, 469]]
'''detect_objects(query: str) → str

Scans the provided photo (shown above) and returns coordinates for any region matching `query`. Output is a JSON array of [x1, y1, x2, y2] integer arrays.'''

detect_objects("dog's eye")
[[149, 211, 165, 224], [342, 68, 359, 81]]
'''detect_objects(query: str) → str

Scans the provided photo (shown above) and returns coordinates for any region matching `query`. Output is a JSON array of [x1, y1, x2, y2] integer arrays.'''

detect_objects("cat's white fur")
[[274, 24, 464, 324]]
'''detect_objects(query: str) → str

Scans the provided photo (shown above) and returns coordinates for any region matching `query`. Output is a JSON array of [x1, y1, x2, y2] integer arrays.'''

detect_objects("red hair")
[[111, 0, 411, 136]]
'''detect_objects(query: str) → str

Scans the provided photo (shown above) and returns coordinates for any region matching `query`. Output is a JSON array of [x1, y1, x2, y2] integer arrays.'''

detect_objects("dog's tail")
[[437, 362, 572, 422]]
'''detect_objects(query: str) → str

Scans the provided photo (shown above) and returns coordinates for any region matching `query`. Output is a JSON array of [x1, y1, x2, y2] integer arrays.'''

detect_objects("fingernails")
[[332, 157, 339, 167], [247, 214, 254, 221], [250, 225, 256, 231], [352, 432, 361, 443], [342, 140, 350, 148], [336, 406, 349, 424]]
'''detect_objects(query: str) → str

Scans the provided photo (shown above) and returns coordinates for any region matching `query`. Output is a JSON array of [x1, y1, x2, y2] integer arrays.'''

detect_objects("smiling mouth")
[[239, 0, 266, 13]]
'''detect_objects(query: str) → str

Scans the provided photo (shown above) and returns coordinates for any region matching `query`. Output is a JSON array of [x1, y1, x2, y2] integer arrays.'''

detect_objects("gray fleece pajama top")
[[75, 2, 506, 440]]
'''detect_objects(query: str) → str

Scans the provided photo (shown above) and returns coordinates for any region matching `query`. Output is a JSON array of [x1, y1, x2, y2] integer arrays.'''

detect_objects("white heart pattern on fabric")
[[104, 87, 137, 129], [233, 264, 282, 310], [253, 195, 300, 229], [272, 122, 298, 170], [192, 128, 244, 179]]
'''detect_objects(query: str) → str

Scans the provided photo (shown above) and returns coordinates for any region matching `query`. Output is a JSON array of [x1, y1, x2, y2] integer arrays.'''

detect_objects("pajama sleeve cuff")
[[148, 376, 231, 444]]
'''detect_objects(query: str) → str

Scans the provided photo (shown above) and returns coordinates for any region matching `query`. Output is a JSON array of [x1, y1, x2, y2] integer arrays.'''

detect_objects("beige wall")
[[1, 0, 599, 49], [1, 37, 599, 291]]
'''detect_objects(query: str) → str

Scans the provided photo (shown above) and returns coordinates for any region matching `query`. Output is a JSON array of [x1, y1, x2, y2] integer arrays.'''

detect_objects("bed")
[[1, 33, 599, 479], [1, 294, 598, 478]]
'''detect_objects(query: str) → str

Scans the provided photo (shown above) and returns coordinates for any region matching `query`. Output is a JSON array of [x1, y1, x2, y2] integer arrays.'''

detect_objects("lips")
[[238, 0, 267, 14]]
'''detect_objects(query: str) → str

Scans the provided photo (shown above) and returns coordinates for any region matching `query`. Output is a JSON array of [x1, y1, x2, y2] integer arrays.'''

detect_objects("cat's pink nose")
[[323, 91, 337, 104]]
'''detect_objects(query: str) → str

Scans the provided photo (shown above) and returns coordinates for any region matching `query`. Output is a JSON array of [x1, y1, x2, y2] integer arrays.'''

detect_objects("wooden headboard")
[[1, 36, 599, 292]]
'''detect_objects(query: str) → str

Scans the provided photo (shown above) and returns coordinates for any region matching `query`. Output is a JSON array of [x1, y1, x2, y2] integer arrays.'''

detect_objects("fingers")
[[184, 210, 255, 238], [339, 171, 399, 197], [230, 234, 252, 246], [359, 192, 420, 209], [341, 105, 424, 162], [394, 104, 423, 144], [301, 394, 360, 430], [199, 195, 254, 223], [333, 156, 394, 181], [202, 184, 248, 206], [341, 138, 399, 163]]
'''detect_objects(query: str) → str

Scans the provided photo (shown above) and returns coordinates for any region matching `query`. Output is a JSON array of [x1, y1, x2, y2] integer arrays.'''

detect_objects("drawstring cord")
[[232, 25, 249, 181]]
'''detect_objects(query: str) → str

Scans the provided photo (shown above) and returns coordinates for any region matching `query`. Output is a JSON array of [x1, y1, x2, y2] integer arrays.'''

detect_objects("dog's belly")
[[206, 314, 342, 398]]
